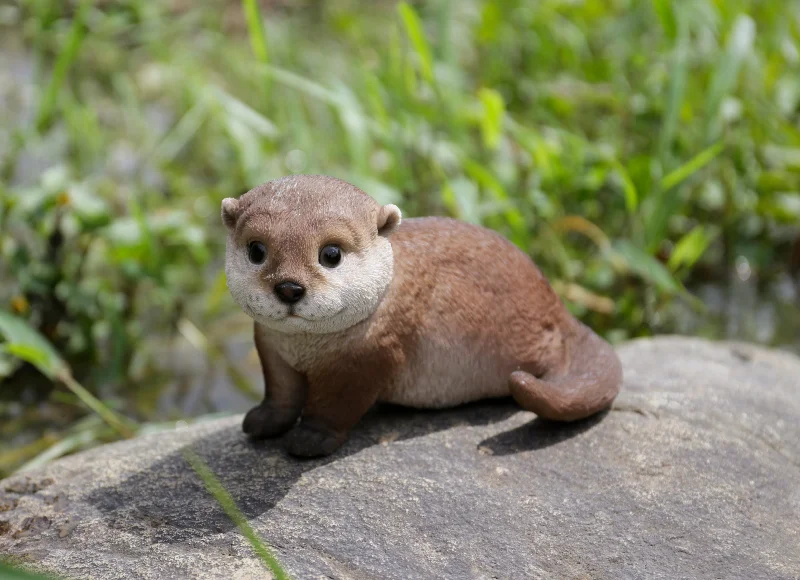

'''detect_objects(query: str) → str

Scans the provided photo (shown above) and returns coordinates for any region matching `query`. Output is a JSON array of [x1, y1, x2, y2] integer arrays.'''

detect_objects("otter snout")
[[275, 281, 305, 304]]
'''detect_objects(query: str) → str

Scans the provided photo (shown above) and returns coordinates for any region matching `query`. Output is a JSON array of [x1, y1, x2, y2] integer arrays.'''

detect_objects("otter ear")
[[377, 204, 402, 237], [221, 198, 241, 229]]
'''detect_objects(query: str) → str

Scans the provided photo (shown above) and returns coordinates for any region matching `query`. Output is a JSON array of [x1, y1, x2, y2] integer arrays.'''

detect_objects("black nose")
[[274, 281, 305, 304]]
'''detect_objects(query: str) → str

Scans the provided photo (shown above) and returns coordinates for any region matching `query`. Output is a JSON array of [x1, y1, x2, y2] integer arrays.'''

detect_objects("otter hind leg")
[[508, 325, 622, 421]]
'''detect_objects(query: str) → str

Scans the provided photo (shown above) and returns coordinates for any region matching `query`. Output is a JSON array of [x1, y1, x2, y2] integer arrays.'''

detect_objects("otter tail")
[[509, 324, 622, 421]]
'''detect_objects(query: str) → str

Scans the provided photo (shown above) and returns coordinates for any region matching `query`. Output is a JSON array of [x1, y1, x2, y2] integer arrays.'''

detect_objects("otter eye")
[[248, 241, 267, 265], [319, 245, 342, 268]]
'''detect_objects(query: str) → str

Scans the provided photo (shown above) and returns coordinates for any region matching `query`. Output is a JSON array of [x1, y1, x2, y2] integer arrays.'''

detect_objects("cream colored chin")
[[250, 310, 350, 335]]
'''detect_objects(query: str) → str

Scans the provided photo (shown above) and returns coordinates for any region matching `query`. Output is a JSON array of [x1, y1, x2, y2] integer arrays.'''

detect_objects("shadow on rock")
[[86, 399, 527, 543], [477, 410, 609, 456]]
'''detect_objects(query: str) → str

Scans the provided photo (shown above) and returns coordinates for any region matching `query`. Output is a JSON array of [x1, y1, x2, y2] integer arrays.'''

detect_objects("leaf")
[[660, 141, 725, 191], [0, 310, 136, 438], [610, 240, 681, 294], [0, 310, 67, 379], [668, 226, 717, 271], [3, 344, 53, 374], [397, 2, 435, 84], [477, 88, 505, 149]]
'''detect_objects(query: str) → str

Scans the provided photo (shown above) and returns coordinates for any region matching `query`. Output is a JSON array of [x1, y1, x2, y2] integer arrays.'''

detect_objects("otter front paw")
[[242, 404, 298, 439], [285, 422, 346, 458]]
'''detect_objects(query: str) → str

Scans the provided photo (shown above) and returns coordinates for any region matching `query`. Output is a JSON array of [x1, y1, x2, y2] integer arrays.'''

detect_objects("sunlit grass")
[[184, 448, 290, 579]]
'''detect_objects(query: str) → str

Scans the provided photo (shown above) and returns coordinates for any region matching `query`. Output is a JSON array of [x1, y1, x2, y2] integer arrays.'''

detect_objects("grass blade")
[[658, 8, 688, 166], [652, 0, 676, 41], [35, 0, 91, 132], [0, 434, 59, 474], [17, 427, 98, 473], [704, 14, 755, 140], [183, 449, 289, 579], [59, 373, 136, 438], [611, 239, 681, 294], [667, 225, 717, 271], [644, 141, 723, 252], [256, 64, 341, 106], [241, 0, 269, 64], [610, 159, 638, 214], [660, 141, 725, 192], [213, 87, 278, 138], [397, 2, 435, 84], [152, 96, 211, 162]]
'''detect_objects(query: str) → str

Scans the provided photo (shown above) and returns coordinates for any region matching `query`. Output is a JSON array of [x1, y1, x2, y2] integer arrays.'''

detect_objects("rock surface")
[[1, 336, 799, 579]]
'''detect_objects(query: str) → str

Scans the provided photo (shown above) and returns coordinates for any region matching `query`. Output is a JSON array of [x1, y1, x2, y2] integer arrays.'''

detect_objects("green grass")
[[184, 448, 290, 579], [1, 0, 799, 476], [0, 562, 61, 580]]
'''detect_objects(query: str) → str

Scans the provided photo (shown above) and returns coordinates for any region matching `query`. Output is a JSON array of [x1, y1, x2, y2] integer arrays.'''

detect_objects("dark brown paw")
[[285, 422, 346, 458], [242, 404, 297, 439]]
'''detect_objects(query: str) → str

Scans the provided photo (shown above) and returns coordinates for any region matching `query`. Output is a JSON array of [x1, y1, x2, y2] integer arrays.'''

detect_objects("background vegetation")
[[1, 0, 799, 477]]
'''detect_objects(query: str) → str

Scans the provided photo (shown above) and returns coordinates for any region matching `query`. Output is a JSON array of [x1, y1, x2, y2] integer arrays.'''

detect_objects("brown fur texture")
[[222, 175, 623, 457]]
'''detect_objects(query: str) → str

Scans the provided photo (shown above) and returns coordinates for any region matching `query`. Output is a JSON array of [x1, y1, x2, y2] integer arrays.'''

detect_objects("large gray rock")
[[1, 337, 799, 579]]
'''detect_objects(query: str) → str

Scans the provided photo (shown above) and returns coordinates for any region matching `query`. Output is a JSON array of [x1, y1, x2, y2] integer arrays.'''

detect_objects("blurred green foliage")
[[0, 561, 61, 580], [1, 0, 799, 475]]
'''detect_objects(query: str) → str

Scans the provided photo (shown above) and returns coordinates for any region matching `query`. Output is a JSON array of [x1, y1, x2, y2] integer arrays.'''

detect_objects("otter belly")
[[379, 339, 512, 408]]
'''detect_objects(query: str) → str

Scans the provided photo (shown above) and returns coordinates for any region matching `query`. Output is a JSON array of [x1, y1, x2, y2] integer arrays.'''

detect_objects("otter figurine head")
[[221, 175, 401, 335]]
